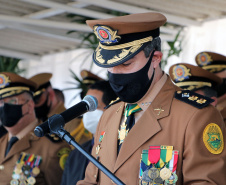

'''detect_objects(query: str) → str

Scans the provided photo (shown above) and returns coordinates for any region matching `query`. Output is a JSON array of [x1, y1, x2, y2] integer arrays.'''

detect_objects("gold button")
[[0, 165, 4, 170]]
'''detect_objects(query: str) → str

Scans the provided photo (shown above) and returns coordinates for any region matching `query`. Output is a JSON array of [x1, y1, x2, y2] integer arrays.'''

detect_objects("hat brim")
[[93, 42, 150, 68]]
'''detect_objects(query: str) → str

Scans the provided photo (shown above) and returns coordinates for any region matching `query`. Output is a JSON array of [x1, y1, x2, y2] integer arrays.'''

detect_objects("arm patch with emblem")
[[175, 90, 214, 109]]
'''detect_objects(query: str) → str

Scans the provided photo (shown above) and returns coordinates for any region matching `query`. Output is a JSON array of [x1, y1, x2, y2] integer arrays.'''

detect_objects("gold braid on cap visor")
[[202, 65, 226, 72], [175, 81, 212, 91], [0, 87, 30, 98], [96, 36, 153, 65]]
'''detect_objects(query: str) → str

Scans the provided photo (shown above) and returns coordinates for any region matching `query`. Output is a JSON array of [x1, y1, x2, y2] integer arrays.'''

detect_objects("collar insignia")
[[197, 52, 213, 66], [0, 74, 11, 88], [94, 25, 121, 45], [172, 64, 191, 82]]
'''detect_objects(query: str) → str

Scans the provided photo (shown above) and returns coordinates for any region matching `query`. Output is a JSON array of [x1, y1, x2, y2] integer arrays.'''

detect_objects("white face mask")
[[83, 109, 103, 134]]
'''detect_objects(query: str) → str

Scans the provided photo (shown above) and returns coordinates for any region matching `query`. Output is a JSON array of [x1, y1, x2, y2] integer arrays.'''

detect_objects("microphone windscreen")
[[83, 95, 98, 111]]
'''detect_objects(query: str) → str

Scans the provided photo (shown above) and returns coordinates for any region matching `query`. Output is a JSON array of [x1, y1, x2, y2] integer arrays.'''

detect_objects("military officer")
[[195, 51, 226, 124], [0, 72, 71, 185], [77, 13, 226, 185], [29, 73, 92, 145], [169, 63, 222, 107]]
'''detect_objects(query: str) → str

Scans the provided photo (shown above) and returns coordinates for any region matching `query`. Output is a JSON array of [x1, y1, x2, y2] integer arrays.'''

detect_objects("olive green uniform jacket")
[[78, 77, 226, 185], [0, 131, 70, 185]]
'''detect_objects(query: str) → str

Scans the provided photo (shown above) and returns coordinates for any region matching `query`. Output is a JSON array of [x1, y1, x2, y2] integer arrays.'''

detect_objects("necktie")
[[5, 136, 18, 156], [118, 104, 141, 153]]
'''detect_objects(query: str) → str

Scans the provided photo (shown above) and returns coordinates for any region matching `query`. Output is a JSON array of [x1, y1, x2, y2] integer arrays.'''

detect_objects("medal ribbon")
[[148, 146, 161, 166], [158, 145, 173, 168], [169, 150, 179, 172]]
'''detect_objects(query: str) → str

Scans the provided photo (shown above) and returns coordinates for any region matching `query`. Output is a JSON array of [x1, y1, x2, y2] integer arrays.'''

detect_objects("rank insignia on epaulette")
[[203, 123, 224, 154], [175, 90, 214, 109], [45, 133, 62, 143], [104, 97, 121, 109]]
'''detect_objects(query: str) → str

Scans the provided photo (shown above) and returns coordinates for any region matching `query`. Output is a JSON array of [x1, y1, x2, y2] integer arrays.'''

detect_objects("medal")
[[154, 176, 164, 184], [19, 180, 27, 185], [142, 169, 152, 182], [27, 176, 36, 184], [14, 168, 22, 174], [160, 167, 171, 180], [10, 179, 19, 185], [12, 173, 20, 180], [148, 167, 160, 179], [148, 146, 161, 180], [118, 119, 129, 145], [165, 172, 178, 185], [32, 167, 40, 176]]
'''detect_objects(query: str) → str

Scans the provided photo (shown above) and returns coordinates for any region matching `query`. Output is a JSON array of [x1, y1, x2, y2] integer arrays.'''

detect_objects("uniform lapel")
[[106, 102, 125, 171], [0, 134, 8, 163], [113, 77, 176, 172], [3, 133, 33, 163]]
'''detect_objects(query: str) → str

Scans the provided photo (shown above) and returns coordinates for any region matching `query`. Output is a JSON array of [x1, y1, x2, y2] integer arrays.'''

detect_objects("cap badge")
[[197, 52, 213, 66], [203, 123, 224, 154], [0, 74, 11, 88], [94, 25, 121, 45], [172, 65, 191, 82]]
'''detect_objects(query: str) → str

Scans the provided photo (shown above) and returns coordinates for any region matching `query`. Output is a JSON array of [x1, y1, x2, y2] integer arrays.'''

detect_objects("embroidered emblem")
[[196, 52, 212, 66], [172, 64, 191, 82], [95, 44, 142, 65], [118, 120, 129, 145], [0, 74, 11, 88], [188, 95, 198, 101], [203, 123, 224, 154], [154, 107, 164, 116], [99, 131, 105, 143], [96, 144, 101, 155], [93, 25, 121, 44], [196, 98, 206, 104]]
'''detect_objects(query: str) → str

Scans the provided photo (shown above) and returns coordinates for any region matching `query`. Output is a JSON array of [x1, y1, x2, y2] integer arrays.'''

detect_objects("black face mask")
[[108, 51, 155, 103], [35, 95, 51, 122], [0, 101, 28, 127], [216, 78, 226, 97]]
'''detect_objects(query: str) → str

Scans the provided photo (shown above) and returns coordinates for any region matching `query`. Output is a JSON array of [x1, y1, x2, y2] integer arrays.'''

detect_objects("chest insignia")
[[139, 146, 179, 184], [118, 119, 129, 145]]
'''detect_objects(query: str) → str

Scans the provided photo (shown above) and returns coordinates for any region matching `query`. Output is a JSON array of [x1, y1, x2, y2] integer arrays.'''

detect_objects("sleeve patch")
[[203, 123, 224, 154], [175, 90, 214, 109]]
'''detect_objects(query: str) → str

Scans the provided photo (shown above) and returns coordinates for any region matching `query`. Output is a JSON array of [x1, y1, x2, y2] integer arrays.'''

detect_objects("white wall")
[[164, 17, 226, 74]]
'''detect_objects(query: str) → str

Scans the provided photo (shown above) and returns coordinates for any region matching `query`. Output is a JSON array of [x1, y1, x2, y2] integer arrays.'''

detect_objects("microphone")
[[34, 95, 98, 137]]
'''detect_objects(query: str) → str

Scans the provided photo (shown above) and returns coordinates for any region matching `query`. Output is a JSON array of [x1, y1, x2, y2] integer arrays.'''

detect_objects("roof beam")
[[0, 48, 41, 60], [23, 2, 90, 19], [77, 0, 201, 26], [0, 22, 83, 43], [0, 14, 92, 32], [18, 0, 114, 19]]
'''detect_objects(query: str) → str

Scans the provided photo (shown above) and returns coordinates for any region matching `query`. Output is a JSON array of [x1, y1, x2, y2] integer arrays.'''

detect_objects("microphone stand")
[[47, 114, 125, 185]]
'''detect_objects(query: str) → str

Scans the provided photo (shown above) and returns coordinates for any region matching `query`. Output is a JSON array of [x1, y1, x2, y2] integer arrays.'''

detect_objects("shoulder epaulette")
[[175, 90, 214, 109], [45, 133, 62, 143], [104, 97, 121, 109]]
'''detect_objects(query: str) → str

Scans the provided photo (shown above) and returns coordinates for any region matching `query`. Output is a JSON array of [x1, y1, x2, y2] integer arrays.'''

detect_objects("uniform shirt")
[[0, 120, 71, 185], [77, 75, 226, 185]]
